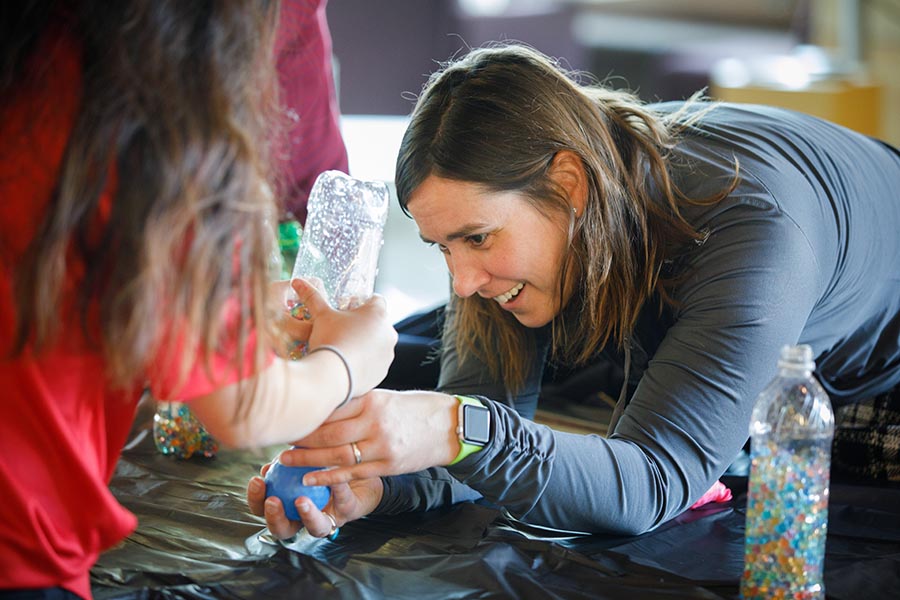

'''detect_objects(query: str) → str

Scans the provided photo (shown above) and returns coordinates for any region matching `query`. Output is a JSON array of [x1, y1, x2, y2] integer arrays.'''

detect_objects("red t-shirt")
[[0, 24, 266, 599]]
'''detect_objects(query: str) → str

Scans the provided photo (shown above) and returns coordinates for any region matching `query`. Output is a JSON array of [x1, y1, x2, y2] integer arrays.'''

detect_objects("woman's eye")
[[425, 241, 450, 254], [467, 233, 487, 246]]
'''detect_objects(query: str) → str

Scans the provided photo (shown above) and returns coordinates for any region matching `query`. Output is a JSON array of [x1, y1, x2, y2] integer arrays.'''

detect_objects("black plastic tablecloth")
[[91, 412, 900, 599]]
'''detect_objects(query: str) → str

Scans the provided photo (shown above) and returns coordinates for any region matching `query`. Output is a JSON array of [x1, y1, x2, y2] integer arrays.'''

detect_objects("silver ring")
[[323, 510, 339, 539], [351, 441, 362, 465]]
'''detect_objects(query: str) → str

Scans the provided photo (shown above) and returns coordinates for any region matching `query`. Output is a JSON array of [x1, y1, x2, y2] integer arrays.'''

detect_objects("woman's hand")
[[275, 389, 461, 487], [246, 463, 384, 540], [291, 279, 398, 395]]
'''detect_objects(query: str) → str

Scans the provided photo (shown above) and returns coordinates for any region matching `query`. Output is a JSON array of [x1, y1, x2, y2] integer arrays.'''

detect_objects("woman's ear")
[[549, 150, 588, 217]]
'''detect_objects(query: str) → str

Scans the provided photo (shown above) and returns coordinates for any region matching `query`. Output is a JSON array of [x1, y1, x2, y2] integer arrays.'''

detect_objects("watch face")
[[463, 404, 490, 445]]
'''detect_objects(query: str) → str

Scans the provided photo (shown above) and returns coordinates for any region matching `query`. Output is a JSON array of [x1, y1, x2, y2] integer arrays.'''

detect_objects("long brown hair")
[[395, 44, 736, 391], [4, 0, 281, 397]]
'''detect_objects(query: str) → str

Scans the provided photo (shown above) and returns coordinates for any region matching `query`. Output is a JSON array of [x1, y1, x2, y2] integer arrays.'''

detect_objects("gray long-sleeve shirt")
[[376, 104, 900, 534]]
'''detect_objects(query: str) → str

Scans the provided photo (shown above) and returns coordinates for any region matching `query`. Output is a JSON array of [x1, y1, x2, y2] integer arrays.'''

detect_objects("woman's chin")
[[511, 310, 554, 329]]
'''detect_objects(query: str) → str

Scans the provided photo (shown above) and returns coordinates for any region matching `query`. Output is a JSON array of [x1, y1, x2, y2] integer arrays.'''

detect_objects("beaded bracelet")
[[308, 345, 354, 408]]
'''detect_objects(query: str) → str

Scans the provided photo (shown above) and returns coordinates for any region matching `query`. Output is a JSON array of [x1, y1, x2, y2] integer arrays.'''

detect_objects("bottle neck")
[[777, 365, 813, 378]]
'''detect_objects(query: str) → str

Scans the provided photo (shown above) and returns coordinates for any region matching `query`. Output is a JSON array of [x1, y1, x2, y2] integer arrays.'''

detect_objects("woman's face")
[[407, 175, 574, 328]]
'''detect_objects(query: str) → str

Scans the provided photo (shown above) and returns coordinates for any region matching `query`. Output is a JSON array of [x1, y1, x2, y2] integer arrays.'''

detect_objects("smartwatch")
[[450, 395, 491, 465]]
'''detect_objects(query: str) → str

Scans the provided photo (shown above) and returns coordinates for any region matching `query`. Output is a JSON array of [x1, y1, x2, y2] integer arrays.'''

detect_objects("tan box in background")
[[711, 79, 883, 138]]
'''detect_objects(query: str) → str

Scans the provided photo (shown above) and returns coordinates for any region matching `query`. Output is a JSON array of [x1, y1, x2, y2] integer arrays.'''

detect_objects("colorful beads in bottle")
[[741, 345, 834, 600], [153, 401, 219, 459], [742, 438, 831, 599]]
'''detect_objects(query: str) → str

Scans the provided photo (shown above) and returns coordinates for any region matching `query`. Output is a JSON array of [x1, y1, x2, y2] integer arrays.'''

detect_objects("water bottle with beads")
[[741, 344, 834, 599]]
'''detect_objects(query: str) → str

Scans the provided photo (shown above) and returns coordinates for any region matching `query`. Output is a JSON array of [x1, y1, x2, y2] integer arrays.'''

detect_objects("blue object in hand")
[[264, 460, 330, 521]]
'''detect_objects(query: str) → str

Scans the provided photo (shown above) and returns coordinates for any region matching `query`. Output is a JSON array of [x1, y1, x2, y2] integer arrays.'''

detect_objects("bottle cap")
[[777, 344, 815, 371]]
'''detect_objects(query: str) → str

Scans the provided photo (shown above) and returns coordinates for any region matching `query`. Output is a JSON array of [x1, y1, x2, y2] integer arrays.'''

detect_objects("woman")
[[248, 44, 900, 539], [0, 1, 396, 597]]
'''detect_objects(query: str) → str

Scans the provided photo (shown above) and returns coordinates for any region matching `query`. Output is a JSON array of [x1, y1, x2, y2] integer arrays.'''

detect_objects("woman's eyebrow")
[[419, 223, 489, 245]]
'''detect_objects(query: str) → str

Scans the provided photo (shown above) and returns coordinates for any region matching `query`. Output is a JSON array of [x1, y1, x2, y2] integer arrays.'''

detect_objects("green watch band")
[[450, 395, 490, 466]]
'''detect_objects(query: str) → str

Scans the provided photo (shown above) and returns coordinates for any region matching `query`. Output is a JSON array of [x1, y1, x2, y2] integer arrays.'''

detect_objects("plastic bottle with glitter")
[[741, 344, 834, 600], [286, 170, 389, 311], [153, 400, 219, 459], [283, 171, 389, 358]]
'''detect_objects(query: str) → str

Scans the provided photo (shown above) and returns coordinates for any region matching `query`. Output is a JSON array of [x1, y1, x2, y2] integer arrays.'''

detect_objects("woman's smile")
[[491, 282, 524, 305]]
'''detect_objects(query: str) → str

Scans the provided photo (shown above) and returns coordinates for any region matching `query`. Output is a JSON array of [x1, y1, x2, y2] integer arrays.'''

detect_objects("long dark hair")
[[3, 0, 280, 395], [396, 44, 736, 391]]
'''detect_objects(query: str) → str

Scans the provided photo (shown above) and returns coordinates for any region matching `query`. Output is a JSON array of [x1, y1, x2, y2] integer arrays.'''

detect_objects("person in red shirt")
[[0, 2, 396, 598]]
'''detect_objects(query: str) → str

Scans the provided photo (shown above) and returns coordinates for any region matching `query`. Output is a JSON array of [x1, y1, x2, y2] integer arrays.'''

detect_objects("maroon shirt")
[[274, 0, 349, 224]]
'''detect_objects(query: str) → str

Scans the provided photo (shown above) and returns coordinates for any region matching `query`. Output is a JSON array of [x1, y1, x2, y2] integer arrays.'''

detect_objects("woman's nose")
[[448, 254, 490, 298]]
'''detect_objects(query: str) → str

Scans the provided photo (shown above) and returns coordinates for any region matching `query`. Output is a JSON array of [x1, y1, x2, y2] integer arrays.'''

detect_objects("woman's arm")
[[189, 352, 354, 449], [183, 279, 398, 449], [370, 300, 551, 513]]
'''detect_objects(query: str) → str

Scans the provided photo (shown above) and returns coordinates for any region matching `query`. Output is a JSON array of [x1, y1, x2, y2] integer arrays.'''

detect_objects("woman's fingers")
[[248, 477, 303, 540], [254, 480, 386, 541], [296, 498, 341, 538], [291, 278, 329, 312], [248, 473, 332, 539], [284, 390, 459, 485], [278, 444, 367, 471], [247, 475, 267, 516], [249, 456, 386, 542], [264, 496, 303, 539], [300, 462, 387, 487], [298, 479, 385, 538], [281, 402, 376, 468]]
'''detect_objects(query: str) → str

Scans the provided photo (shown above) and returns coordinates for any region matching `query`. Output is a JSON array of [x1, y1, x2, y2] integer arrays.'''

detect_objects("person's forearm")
[[189, 353, 349, 449], [448, 400, 700, 535]]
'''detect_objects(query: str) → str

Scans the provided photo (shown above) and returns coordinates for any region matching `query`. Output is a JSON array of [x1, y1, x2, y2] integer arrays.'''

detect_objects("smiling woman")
[[247, 43, 900, 540]]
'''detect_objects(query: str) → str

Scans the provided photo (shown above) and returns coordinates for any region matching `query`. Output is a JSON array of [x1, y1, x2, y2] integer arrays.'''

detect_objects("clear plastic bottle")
[[741, 344, 834, 600], [285, 170, 389, 310]]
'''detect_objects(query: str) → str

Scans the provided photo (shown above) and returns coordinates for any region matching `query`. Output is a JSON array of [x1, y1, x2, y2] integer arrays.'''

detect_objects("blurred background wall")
[[326, 0, 899, 144]]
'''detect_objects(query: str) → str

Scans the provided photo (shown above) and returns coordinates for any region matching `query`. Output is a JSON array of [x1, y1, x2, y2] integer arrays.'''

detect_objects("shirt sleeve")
[[273, 0, 349, 222], [147, 296, 274, 401]]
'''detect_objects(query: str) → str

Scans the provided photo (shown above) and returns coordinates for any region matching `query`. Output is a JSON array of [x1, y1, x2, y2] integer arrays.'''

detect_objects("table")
[[91, 409, 900, 599]]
